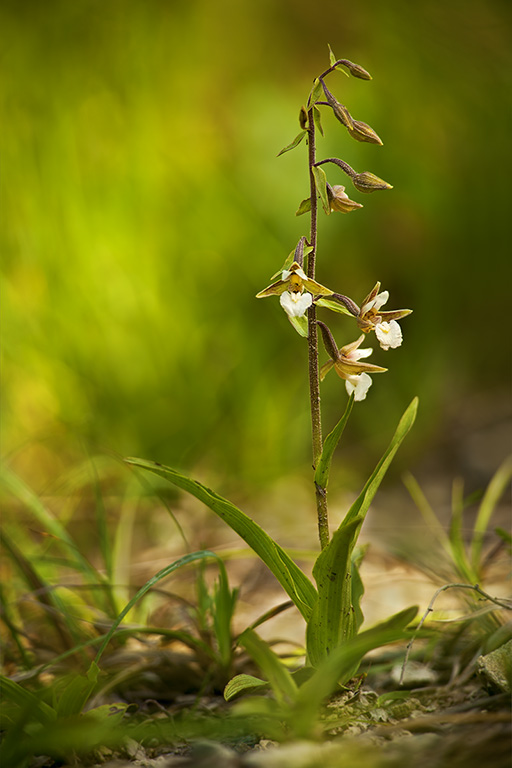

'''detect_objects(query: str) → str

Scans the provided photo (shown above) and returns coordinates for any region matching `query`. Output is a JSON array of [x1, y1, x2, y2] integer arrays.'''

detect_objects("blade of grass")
[[449, 477, 475, 583], [1, 465, 100, 584], [0, 530, 78, 651], [470, 456, 512, 572], [402, 471, 452, 556], [93, 550, 225, 666]]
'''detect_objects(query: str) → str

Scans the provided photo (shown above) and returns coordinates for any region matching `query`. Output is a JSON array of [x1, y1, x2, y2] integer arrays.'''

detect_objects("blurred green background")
[[2, 0, 511, 499]]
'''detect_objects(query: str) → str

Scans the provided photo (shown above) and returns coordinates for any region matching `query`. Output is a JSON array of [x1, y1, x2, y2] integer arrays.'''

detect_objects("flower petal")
[[375, 319, 403, 350], [282, 265, 308, 281], [345, 373, 372, 401], [319, 360, 335, 381], [256, 279, 288, 298], [280, 290, 313, 318]]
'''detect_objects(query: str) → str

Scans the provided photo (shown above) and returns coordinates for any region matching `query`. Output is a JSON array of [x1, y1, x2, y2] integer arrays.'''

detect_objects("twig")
[[400, 582, 512, 685]]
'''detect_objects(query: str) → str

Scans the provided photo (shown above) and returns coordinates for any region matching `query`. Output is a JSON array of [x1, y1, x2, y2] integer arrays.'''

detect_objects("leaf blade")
[[124, 459, 317, 620]]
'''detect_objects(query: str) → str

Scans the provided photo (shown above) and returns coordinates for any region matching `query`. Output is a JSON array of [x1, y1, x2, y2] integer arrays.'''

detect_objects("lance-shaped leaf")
[[328, 44, 337, 67], [277, 130, 307, 157], [238, 629, 298, 705], [308, 77, 323, 106], [312, 165, 330, 215], [306, 516, 363, 667], [342, 397, 418, 528], [314, 394, 354, 489], [124, 459, 318, 620], [295, 606, 417, 736], [296, 197, 312, 216], [313, 104, 324, 136]]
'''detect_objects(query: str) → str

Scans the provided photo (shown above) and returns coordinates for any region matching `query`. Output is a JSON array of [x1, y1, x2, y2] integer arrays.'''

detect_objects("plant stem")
[[307, 107, 330, 550]]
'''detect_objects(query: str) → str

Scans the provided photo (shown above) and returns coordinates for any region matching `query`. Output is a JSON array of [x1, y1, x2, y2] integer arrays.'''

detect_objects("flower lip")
[[345, 372, 373, 401], [356, 282, 412, 349], [280, 290, 312, 318]]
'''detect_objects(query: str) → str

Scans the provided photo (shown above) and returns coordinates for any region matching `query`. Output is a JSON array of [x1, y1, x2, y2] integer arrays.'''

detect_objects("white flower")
[[279, 290, 313, 318], [357, 282, 411, 351], [375, 319, 403, 350], [318, 327, 387, 402], [345, 372, 373, 401], [360, 289, 389, 316]]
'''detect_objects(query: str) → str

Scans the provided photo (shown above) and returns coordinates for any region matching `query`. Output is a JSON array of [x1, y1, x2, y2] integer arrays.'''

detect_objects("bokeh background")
[[2, 0, 511, 514]]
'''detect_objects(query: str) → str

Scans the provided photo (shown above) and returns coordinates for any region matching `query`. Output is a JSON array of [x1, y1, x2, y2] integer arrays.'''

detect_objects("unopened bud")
[[321, 79, 354, 129], [342, 60, 372, 80], [353, 172, 393, 193], [348, 120, 383, 145], [294, 236, 307, 267], [317, 321, 339, 362], [299, 106, 308, 130], [332, 102, 354, 129]]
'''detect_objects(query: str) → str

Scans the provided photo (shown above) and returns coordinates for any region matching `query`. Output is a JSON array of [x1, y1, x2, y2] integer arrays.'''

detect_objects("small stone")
[[477, 639, 512, 692]]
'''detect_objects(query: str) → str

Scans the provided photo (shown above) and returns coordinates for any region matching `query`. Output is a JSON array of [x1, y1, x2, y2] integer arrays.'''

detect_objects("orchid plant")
[[125, 49, 419, 710], [257, 46, 412, 548]]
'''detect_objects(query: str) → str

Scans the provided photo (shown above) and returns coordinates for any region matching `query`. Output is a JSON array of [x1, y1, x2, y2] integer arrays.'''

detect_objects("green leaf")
[[449, 479, 474, 582], [306, 517, 363, 667], [124, 459, 317, 620], [312, 165, 330, 215], [55, 671, 97, 717], [328, 44, 337, 67], [351, 554, 365, 633], [470, 456, 512, 572], [309, 78, 323, 105], [277, 130, 307, 157], [224, 674, 268, 701], [313, 105, 323, 136], [239, 630, 297, 705], [287, 314, 309, 337], [0, 676, 56, 725], [294, 606, 417, 737], [213, 560, 238, 668], [341, 397, 418, 528], [314, 394, 354, 489], [0, 466, 98, 581], [314, 297, 353, 316], [93, 549, 225, 666], [295, 197, 312, 216]]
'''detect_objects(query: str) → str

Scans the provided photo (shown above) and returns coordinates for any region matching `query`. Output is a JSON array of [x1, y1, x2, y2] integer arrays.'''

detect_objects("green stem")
[[307, 107, 329, 550]]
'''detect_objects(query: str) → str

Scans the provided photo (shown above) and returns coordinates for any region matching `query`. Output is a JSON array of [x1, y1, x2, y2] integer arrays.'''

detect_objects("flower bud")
[[348, 120, 383, 145], [321, 79, 354, 129], [352, 172, 393, 193], [317, 321, 339, 362], [332, 102, 354, 129], [342, 60, 372, 80]]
